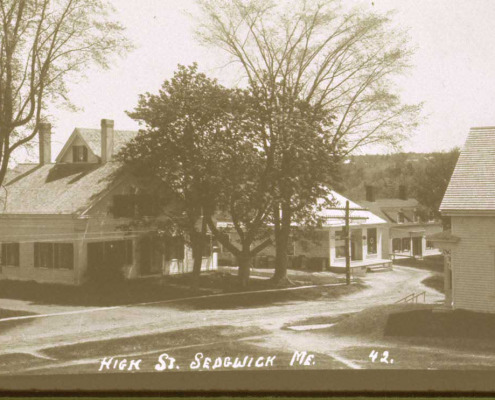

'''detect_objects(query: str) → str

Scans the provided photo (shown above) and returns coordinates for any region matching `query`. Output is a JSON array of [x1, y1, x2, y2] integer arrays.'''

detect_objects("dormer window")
[[412, 209, 419, 223], [73, 145, 88, 162], [397, 210, 405, 224]]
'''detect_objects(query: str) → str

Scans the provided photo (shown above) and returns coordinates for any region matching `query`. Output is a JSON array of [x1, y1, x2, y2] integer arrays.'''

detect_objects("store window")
[[335, 229, 346, 258], [367, 228, 377, 254]]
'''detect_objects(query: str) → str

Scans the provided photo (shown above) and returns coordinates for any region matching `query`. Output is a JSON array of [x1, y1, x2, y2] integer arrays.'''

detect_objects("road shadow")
[[0, 309, 36, 334], [393, 254, 444, 273], [172, 283, 366, 311]]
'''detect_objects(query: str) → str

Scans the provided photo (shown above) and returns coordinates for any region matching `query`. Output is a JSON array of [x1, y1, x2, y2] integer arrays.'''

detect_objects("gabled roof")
[[441, 126, 495, 212], [0, 162, 124, 215], [55, 128, 138, 162], [317, 191, 387, 226], [358, 198, 419, 224]]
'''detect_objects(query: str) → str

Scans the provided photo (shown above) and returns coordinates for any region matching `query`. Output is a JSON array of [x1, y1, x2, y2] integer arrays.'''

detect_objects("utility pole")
[[345, 200, 351, 285]]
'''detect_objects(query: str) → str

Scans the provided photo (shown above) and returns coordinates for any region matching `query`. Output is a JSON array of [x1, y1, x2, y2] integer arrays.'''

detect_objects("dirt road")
[[0, 266, 440, 361]]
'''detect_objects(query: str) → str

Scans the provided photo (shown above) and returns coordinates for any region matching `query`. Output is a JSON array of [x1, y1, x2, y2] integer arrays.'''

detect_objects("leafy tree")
[[412, 148, 460, 217], [119, 64, 232, 286], [119, 64, 274, 288], [338, 148, 460, 221], [0, 0, 131, 185], [203, 94, 275, 287], [196, 0, 421, 282]]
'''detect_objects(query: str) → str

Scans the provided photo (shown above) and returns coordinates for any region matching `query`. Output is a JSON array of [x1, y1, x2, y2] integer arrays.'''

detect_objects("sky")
[[18, 0, 495, 162]]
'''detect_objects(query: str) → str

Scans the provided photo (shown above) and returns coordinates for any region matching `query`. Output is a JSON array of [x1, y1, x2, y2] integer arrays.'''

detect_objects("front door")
[[412, 237, 422, 257], [87, 241, 125, 283], [140, 237, 152, 275]]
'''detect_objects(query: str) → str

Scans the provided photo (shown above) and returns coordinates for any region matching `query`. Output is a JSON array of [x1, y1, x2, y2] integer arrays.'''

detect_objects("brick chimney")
[[365, 185, 375, 202], [101, 119, 114, 163], [398, 185, 407, 200], [39, 123, 51, 165]]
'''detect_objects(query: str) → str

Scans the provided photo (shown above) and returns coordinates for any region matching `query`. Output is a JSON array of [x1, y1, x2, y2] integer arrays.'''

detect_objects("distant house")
[[218, 191, 393, 274], [358, 186, 443, 260], [0, 119, 217, 285], [430, 126, 495, 313]]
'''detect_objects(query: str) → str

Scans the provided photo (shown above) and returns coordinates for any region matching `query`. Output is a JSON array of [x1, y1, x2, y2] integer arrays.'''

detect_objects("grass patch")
[[323, 304, 495, 354], [421, 274, 444, 293], [0, 271, 345, 307], [385, 308, 495, 341], [41, 325, 267, 361], [393, 254, 443, 273], [326, 304, 434, 340], [0, 279, 215, 307]]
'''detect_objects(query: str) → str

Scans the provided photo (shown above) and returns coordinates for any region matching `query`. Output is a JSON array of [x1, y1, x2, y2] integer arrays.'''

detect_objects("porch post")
[[75, 238, 87, 285], [362, 227, 367, 260], [377, 228, 383, 259], [443, 249, 453, 307], [328, 229, 333, 267]]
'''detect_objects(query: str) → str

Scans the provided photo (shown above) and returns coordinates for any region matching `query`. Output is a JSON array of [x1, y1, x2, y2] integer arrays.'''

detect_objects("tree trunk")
[[190, 231, 205, 289], [237, 252, 252, 288], [272, 203, 291, 284]]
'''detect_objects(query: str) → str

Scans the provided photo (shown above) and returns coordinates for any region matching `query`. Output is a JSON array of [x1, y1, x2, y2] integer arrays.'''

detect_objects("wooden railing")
[[395, 291, 426, 304]]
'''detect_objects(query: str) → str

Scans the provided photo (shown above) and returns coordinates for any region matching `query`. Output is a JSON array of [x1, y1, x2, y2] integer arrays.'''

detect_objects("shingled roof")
[[0, 162, 124, 215], [441, 126, 495, 212], [76, 128, 137, 158]]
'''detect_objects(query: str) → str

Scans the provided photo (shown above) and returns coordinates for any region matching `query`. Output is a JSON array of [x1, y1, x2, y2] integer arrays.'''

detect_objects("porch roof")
[[318, 191, 387, 226]]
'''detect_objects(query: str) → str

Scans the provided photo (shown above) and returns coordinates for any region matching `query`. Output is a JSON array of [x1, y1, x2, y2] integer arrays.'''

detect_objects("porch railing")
[[395, 291, 426, 304]]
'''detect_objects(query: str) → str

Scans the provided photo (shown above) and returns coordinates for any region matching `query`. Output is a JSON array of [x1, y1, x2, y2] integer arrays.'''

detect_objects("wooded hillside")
[[336, 148, 460, 215]]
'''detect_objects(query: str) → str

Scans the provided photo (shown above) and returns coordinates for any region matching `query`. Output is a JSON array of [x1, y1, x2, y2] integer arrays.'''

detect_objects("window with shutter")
[[0, 243, 19, 266], [34, 243, 73, 269]]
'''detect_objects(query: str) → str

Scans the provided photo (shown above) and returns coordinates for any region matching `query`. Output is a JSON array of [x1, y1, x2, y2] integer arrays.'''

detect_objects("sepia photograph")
[[0, 0, 494, 395]]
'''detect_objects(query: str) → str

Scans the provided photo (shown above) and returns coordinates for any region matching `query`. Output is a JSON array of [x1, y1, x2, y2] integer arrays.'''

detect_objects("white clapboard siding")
[[452, 216, 495, 313]]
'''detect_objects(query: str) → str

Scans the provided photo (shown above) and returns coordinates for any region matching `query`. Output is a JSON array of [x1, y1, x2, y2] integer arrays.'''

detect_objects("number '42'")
[[369, 350, 394, 364]]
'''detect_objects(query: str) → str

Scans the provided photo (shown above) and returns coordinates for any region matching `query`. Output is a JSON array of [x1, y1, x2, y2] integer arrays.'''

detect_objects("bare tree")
[[196, 0, 421, 283], [0, 0, 131, 185]]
